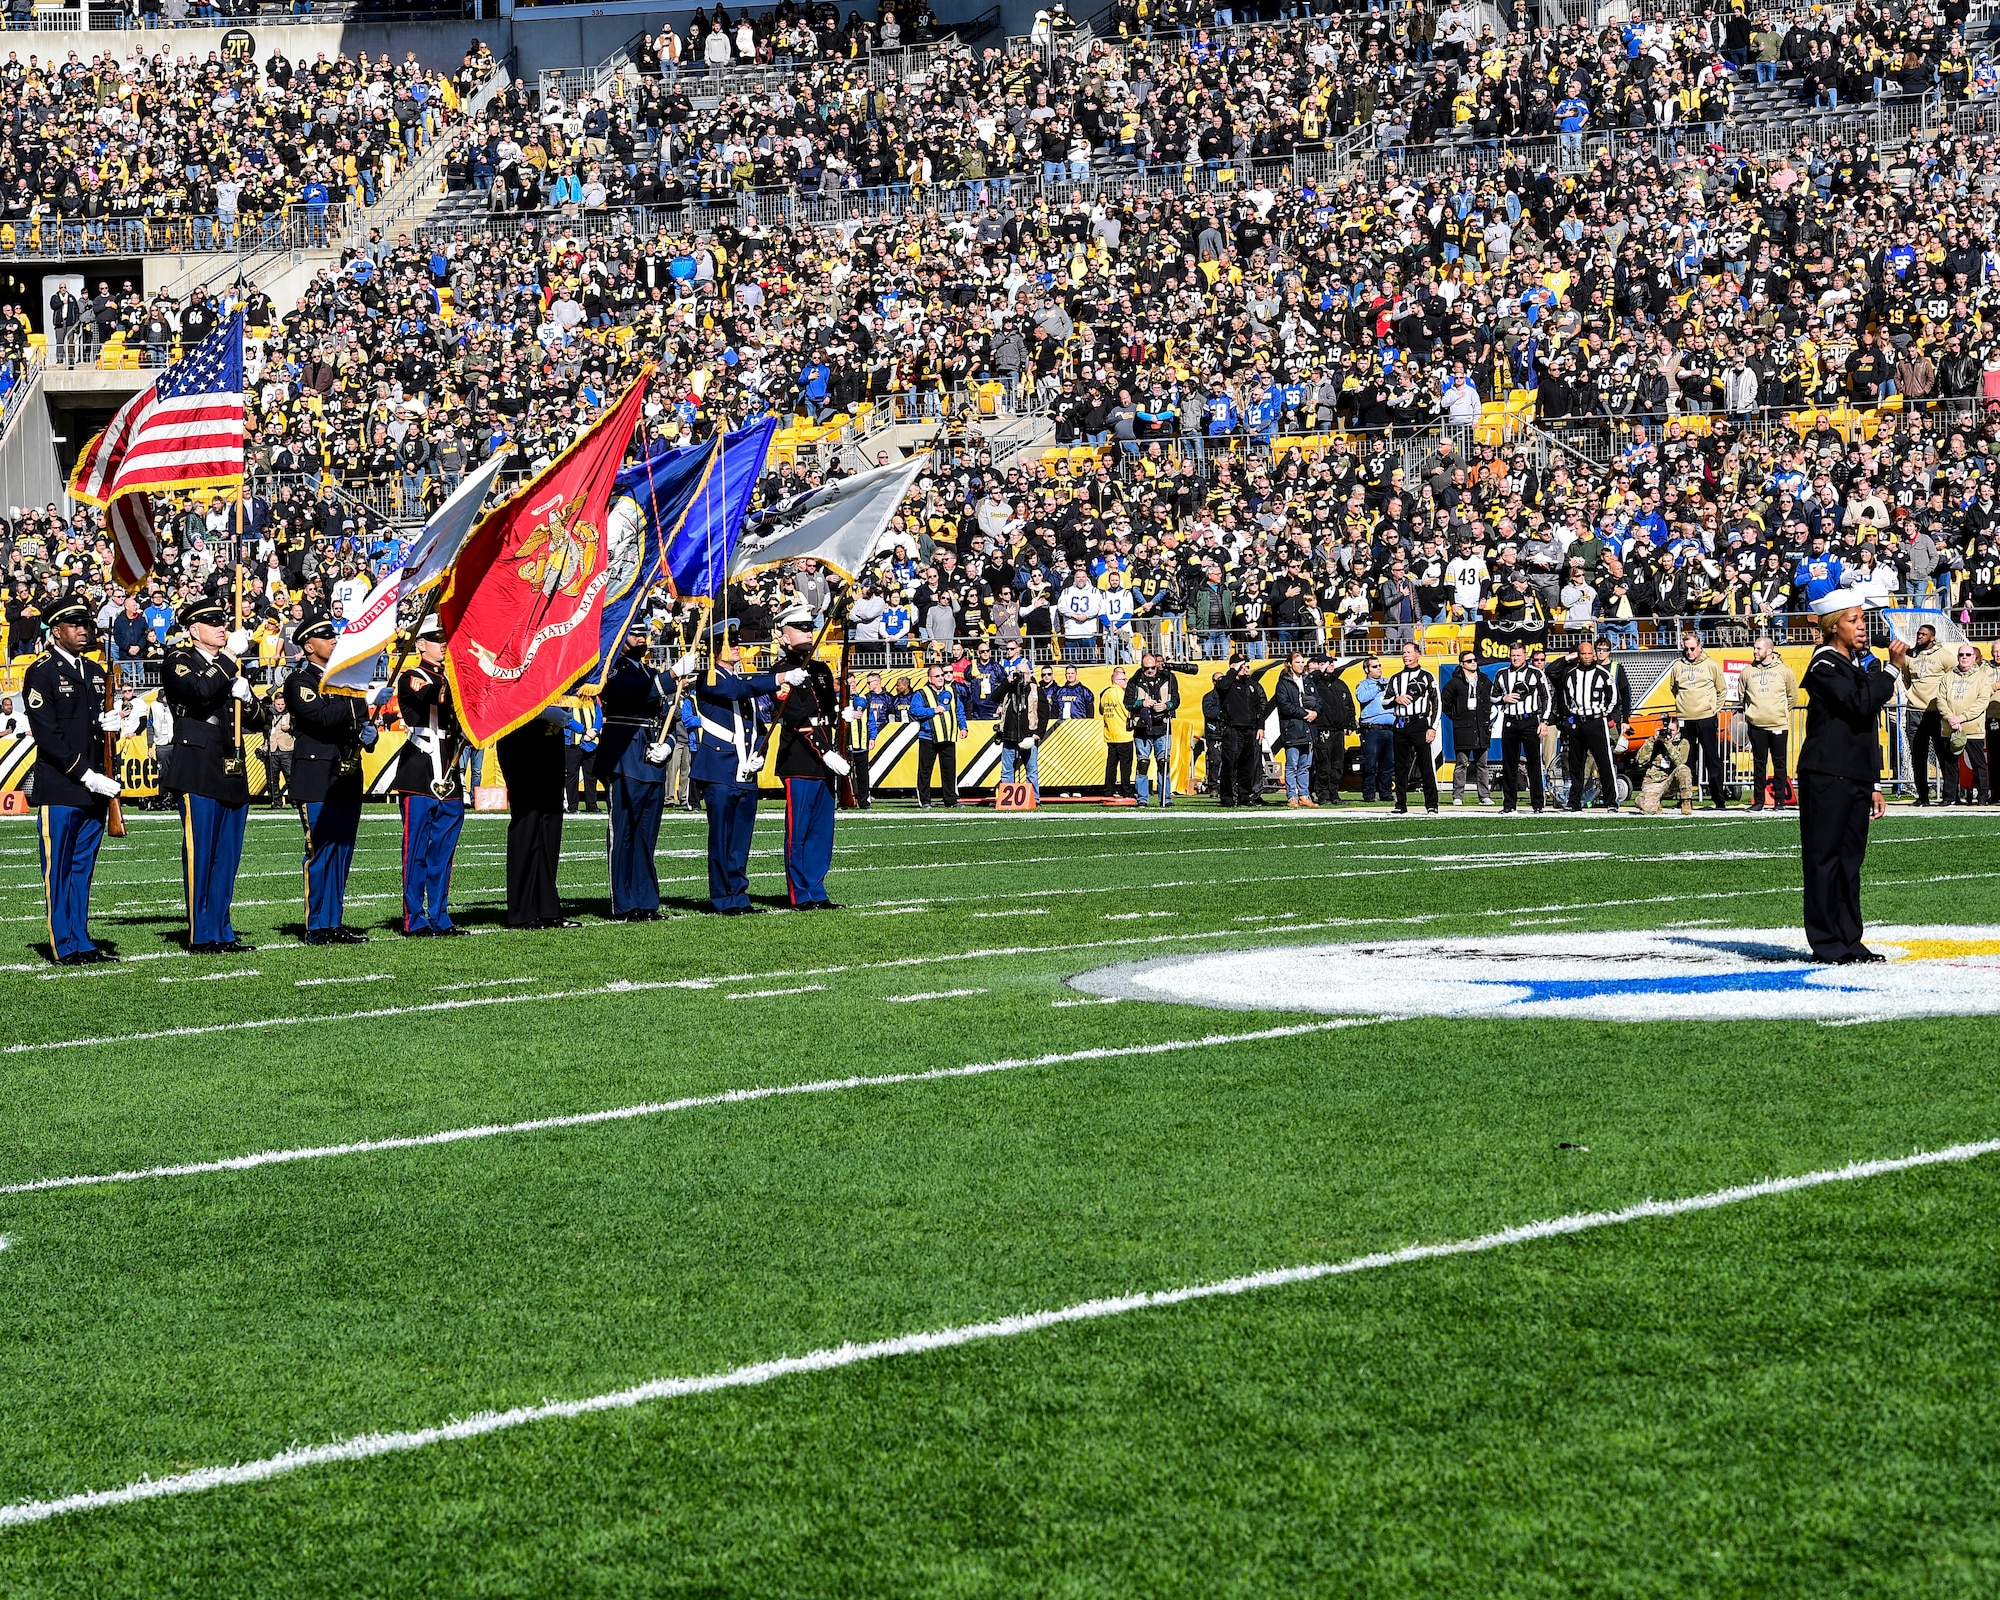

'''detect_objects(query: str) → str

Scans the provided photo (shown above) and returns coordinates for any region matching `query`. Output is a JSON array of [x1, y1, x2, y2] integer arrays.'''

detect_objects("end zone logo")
[[1070, 928, 2000, 1024]]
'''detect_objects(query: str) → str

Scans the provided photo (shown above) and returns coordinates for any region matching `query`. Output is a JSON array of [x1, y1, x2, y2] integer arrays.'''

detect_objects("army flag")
[[730, 454, 923, 581], [439, 374, 653, 747], [577, 433, 721, 693], [663, 416, 777, 598], [322, 449, 511, 696]]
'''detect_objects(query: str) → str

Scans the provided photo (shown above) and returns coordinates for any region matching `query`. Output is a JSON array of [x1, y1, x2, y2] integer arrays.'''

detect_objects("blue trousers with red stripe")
[[299, 798, 361, 933], [400, 793, 464, 933], [181, 792, 247, 947], [783, 775, 836, 906], [38, 803, 105, 960]]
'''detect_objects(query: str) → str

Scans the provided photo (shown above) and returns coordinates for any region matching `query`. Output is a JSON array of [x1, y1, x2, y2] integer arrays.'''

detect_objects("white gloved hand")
[[83, 770, 122, 798], [226, 628, 251, 657], [842, 705, 864, 721], [1020, 735, 1037, 750], [644, 739, 674, 765], [823, 751, 852, 777], [99, 710, 124, 730], [671, 652, 700, 678], [231, 676, 254, 703], [781, 668, 809, 687]]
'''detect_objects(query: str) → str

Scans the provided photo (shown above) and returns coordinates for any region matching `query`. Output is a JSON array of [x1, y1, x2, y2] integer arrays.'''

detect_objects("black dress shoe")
[[187, 941, 220, 954], [1843, 948, 1887, 964], [808, 901, 843, 911], [401, 926, 435, 938], [218, 939, 258, 954], [541, 918, 583, 929], [628, 909, 663, 922], [301, 931, 331, 946], [435, 925, 470, 937], [331, 928, 370, 944]]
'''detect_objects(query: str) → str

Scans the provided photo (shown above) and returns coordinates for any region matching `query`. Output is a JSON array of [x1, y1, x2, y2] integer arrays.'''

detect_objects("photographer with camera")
[[1635, 714, 1697, 816]]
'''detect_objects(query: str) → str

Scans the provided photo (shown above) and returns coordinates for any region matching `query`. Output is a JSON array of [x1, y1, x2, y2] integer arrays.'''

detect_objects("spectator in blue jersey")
[[1355, 655, 1397, 803], [1052, 666, 1095, 721], [1555, 82, 1589, 159], [962, 642, 1004, 720]]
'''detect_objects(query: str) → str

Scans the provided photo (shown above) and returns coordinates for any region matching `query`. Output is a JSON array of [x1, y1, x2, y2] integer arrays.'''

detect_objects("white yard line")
[[883, 989, 987, 1003], [724, 986, 827, 1001], [1, 1136, 1990, 1529], [0, 1018, 1392, 1197], [295, 975, 393, 989]]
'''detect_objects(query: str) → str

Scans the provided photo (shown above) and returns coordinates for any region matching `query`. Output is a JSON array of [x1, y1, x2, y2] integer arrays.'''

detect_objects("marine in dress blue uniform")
[[159, 598, 269, 953], [22, 596, 125, 964], [390, 614, 469, 937], [1797, 592, 1907, 964], [594, 626, 674, 920], [283, 617, 376, 944], [771, 599, 850, 910], [688, 622, 781, 915]]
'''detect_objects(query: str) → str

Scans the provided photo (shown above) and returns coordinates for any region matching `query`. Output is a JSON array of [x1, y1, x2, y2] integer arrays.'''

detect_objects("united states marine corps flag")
[[438, 373, 653, 747]]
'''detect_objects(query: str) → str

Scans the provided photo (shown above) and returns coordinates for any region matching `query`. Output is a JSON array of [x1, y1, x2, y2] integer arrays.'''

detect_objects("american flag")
[[105, 492, 158, 589], [69, 311, 245, 508]]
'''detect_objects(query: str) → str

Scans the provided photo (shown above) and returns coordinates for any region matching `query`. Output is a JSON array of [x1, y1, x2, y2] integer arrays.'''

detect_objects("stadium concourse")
[[5, 0, 2000, 1591]]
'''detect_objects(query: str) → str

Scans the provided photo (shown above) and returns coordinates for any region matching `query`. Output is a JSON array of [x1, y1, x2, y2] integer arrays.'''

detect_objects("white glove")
[[823, 751, 852, 777], [83, 770, 122, 798], [671, 652, 700, 678], [231, 676, 254, 703], [781, 668, 809, 687], [99, 710, 124, 731], [644, 739, 674, 765], [226, 628, 251, 656], [842, 705, 864, 721], [1020, 735, 1037, 750]]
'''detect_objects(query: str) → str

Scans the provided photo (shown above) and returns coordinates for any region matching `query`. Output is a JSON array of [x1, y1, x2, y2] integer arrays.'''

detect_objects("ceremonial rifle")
[[101, 644, 125, 838]]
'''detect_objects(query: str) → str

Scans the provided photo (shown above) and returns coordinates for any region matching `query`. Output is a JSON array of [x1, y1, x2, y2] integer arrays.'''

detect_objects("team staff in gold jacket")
[[1736, 635, 1800, 809], [1897, 623, 1950, 804], [1666, 628, 1731, 809], [1936, 645, 1993, 805]]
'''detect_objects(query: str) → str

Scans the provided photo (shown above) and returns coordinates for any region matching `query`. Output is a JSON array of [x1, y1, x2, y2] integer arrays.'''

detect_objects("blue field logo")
[[1070, 929, 2000, 1024]]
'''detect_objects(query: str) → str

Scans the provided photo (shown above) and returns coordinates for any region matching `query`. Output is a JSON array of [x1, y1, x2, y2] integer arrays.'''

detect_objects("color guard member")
[[390, 614, 468, 937], [772, 599, 849, 909], [283, 618, 375, 944]]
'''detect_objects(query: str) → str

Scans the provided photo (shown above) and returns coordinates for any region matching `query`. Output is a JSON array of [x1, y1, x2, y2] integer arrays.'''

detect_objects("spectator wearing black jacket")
[[1272, 650, 1321, 807], [1441, 649, 1493, 805], [1123, 651, 1182, 808], [1308, 655, 1355, 804], [1216, 657, 1271, 807]]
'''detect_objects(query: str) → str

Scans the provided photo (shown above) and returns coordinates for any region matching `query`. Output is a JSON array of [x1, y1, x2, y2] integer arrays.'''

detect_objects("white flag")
[[729, 456, 923, 580], [322, 451, 510, 694]]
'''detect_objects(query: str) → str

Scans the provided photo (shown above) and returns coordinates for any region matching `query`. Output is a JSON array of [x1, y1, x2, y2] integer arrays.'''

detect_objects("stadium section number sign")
[[1069, 929, 2000, 1023]]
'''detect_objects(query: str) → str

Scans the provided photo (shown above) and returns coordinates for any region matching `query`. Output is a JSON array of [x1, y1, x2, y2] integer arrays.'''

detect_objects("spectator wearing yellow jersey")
[[1736, 635, 1800, 810], [1101, 666, 1134, 798]]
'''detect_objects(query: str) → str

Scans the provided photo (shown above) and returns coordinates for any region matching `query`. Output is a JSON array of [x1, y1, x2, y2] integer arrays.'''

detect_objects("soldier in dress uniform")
[[688, 620, 784, 915], [594, 624, 688, 921], [495, 699, 576, 930], [283, 618, 376, 944], [1799, 592, 1907, 964], [22, 596, 125, 964], [160, 597, 268, 953], [390, 614, 469, 938], [771, 599, 850, 909]]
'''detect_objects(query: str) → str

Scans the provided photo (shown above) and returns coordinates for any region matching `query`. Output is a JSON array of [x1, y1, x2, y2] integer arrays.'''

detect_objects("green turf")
[[0, 801, 1993, 1595]]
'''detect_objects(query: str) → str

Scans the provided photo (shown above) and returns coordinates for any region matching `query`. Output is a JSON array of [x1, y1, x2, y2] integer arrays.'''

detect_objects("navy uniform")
[[594, 636, 672, 920], [390, 615, 468, 937], [283, 620, 375, 943], [495, 708, 574, 929], [1798, 597, 1899, 964], [691, 626, 780, 915], [772, 600, 848, 910], [22, 597, 123, 964], [160, 599, 269, 953]]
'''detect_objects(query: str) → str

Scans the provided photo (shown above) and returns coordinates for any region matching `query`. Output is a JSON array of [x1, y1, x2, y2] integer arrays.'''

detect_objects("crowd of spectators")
[[5, 4, 2000, 693]]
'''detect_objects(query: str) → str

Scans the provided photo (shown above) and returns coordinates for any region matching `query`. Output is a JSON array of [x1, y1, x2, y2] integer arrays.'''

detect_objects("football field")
[[0, 800, 1997, 1596]]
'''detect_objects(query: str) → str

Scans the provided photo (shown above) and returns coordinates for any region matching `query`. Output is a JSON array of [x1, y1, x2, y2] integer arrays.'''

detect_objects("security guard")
[[688, 620, 783, 915], [1634, 714, 1696, 815], [1799, 592, 1906, 964], [594, 624, 683, 921], [390, 614, 468, 937], [22, 596, 124, 964], [160, 597, 268, 953], [771, 599, 849, 909], [283, 617, 376, 944]]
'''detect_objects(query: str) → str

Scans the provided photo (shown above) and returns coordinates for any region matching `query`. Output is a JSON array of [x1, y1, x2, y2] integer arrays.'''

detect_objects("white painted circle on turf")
[[1066, 926, 2000, 1023]]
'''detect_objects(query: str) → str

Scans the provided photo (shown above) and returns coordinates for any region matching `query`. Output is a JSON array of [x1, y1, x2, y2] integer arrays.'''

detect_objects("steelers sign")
[[1067, 928, 2000, 1024]]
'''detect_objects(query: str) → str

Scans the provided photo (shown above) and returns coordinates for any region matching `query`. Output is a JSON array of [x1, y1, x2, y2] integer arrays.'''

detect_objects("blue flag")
[[581, 435, 720, 691], [664, 417, 776, 600]]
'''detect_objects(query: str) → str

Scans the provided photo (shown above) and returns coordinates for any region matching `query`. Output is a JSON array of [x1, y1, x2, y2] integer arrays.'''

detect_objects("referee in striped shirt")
[[1494, 641, 1552, 813], [1388, 641, 1442, 814], [1561, 636, 1622, 812]]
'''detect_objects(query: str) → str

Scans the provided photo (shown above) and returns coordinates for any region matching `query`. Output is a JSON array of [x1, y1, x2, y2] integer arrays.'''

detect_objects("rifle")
[[101, 649, 125, 838], [224, 555, 246, 778]]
